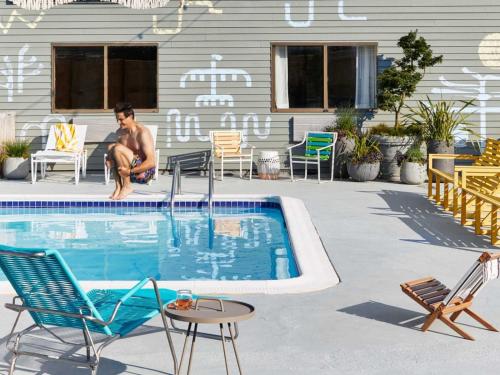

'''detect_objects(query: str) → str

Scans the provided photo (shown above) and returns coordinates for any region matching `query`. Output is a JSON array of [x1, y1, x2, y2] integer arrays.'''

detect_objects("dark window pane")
[[108, 46, 157, 109], [328, 46, 356, 108], [54, 47, 104, 109], [287, 46, 323, 108]]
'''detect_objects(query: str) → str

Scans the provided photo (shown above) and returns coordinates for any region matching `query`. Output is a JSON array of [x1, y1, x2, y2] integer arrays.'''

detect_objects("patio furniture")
[[165, 297, 255, 375], [400, 251, 500, 340], [288, 131, 337, 183], [460, 185, 500, 245], [428, 138, 500, 215], [31, 124, 87, 184], [103, 125, 160, 185], [209, 130, 255, 180], [0, 246, 178, 375]]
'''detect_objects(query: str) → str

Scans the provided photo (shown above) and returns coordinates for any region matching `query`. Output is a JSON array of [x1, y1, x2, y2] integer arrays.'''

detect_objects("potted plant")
[[325, 106, 357, 178], [375, 29, 443, 181], [1, 140, 30, 179], [405, 96, 476, 175], [347, 133, 383, 182], [397, 145, 427, 185]]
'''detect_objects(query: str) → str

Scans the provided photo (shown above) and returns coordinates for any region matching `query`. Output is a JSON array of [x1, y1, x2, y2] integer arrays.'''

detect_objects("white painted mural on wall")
[[0, 10, 45, 34], [152, 0, 222, 35], [431, 34, 500, 143], [180, 54, 252, 107], [166, 54, 271, 147], [0, 44, 43, 103], [285, 0, 367, 27]]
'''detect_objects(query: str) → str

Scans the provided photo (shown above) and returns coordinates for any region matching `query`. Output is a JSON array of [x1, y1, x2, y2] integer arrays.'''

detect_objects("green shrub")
[[0, 140, 30, 162], [349, 133, 383, 164]]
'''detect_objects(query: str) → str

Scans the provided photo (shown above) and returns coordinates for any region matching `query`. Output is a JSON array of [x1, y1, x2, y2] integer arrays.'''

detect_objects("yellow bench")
[[428, 138, 500, 216]]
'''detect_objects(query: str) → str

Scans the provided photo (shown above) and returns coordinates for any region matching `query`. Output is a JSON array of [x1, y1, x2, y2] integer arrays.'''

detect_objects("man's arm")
[[131, 128, 156, 173]]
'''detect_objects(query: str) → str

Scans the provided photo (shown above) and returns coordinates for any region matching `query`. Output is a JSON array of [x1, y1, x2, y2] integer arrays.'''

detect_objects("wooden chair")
[[401, 252, 500, 340], [428, 138, 500, 215], [209, 130, 255, 180]]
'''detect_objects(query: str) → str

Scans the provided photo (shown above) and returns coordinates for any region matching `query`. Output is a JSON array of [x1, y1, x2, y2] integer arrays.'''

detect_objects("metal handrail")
[[208, 159, 214, 217], [170, 161, 181, 211]]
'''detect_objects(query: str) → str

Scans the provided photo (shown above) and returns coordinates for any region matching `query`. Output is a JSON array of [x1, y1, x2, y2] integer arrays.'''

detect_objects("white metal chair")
[[288, 131, 337, 183], [31, 124, 87, 184], [104, 125, 160, 185], [209, 130, 255, 180]]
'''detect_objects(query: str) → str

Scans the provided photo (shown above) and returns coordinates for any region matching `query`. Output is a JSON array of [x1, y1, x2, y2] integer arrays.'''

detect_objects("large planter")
[[372, 135, 412, 182], [2, 157, 29, 179], [347, 161, 380, 182], [400, 161, 427, 185], [334, 136, 355, 178], [427, 140, 454, 176]]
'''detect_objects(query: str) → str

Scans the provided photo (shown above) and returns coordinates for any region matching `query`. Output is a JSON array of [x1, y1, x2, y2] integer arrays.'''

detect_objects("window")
[[53, 44, 157, 111], [273, 43, 376, 111]]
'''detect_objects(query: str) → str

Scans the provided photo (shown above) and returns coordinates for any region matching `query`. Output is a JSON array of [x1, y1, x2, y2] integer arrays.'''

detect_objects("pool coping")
[[0, 194, 340, 295]]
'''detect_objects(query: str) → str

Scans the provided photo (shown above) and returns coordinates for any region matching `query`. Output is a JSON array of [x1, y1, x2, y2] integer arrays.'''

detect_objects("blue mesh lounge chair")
[[0, 246, 179, 375], [288, 131, 338, 183]]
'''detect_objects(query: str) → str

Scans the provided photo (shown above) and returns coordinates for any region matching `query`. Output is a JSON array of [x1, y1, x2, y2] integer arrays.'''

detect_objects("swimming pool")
[[0, 204, 298, 281], [0, 196, 339, 294]]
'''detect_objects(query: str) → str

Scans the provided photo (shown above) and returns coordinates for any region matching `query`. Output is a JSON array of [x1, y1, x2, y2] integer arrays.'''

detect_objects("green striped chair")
[[0, 245, 179, 375], [288, 131, 337, 183]]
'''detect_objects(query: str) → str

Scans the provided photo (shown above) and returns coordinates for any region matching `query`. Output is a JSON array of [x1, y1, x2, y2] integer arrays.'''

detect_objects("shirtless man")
[[109, 102, 156, 200]]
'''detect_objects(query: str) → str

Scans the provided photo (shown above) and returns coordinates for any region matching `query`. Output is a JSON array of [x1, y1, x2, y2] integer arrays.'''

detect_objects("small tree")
[[378, 30, 443, 128]]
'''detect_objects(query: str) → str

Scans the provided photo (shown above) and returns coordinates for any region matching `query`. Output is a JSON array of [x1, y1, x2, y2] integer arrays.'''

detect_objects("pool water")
[[0, 206, 299, 281]]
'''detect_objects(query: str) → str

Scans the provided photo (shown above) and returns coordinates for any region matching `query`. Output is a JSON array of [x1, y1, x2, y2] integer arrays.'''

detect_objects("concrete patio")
[[0, 173, 499, 375]]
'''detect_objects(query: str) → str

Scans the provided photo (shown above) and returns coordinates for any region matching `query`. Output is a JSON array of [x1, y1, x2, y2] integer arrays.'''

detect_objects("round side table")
[[165, 298, 255, 375], [257, 150, 281, 180]]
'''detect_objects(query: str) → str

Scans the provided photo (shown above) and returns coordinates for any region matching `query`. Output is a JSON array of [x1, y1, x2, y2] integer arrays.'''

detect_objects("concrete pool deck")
[[0, 173, 499, 374]]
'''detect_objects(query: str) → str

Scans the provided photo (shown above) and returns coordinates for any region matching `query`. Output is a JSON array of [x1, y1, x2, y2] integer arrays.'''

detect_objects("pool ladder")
[[208, 158, 214, 217], [170, 161, 181, 212], [170, 160, 215, 216]]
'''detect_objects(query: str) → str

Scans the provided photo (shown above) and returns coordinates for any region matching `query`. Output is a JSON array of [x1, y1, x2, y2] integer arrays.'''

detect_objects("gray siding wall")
[[0, 0, 499, 170]]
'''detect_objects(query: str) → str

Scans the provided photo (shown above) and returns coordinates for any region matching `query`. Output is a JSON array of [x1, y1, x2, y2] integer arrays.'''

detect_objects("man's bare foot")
[[117, 185, 134, 200], [110, 187, 121, 200]]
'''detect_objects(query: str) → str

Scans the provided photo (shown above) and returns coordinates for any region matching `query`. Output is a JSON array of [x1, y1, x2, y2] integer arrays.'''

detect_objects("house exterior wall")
[[0, 0, 499, 170]]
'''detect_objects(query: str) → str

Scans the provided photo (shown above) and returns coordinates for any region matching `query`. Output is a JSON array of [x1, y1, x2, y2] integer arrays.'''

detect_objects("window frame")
[[271, 41, 377, 113], [51, 42, 159, 113]]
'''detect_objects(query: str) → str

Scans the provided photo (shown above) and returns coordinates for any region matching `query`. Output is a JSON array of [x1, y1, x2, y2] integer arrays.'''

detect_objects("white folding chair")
[[31, 124, 87, 184], [288, 131, 337, 183], [104, 125, 160, 185]]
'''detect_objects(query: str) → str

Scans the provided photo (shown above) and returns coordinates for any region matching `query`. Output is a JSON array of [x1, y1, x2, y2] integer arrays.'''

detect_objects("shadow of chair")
[[372, 189, 494, 251], [166, 150, 211, 177]]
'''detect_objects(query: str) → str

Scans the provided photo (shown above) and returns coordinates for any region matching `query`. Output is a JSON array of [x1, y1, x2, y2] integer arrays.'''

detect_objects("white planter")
[[2, 157, 29, 179], [347, 161, 380, 182], [400, 161, 427, 185]]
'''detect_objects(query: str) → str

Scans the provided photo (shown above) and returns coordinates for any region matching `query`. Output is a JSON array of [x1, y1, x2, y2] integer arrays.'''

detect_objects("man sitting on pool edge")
[[109, 102, 156, 200]]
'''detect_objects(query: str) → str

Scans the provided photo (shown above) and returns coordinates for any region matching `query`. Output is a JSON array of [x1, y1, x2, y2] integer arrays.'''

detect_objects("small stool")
[[257, 150, 280, 180], [165, 298, 255, 374]]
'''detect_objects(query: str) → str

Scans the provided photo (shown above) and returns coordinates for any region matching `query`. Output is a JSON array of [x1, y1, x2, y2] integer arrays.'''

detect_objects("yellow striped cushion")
[[54, 123, 79, 152]]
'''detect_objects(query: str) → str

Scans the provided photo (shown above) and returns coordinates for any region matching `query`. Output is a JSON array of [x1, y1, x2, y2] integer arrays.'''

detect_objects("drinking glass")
[[176, 289, 193, 310]]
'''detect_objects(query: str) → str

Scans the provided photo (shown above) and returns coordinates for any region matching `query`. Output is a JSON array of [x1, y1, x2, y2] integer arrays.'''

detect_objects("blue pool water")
[[0, 205, 299, 281]]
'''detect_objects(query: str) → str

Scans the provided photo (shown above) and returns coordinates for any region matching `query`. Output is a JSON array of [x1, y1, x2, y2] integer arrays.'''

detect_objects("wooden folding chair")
[[401, 252, 500, 340]]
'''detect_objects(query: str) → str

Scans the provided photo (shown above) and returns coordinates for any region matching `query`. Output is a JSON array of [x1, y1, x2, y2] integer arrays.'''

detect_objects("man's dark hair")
[[114, 102, 134, 119]]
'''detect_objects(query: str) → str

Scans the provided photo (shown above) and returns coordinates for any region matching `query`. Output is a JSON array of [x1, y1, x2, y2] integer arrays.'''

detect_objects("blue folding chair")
[[0, 245, 179, 375]]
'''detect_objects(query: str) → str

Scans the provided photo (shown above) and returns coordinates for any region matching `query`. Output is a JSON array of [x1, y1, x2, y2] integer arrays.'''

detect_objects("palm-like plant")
[[405, 97, 476, 146], [349, 133, 383, 164]]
